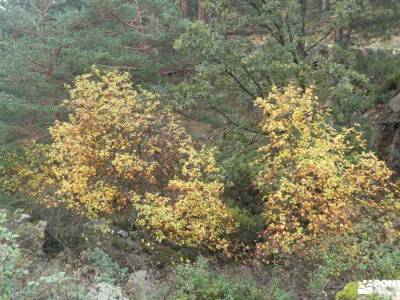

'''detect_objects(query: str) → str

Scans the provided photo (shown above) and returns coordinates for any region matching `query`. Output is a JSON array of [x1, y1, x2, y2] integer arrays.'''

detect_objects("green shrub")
[[268, 280, 294, 300], [0, 212, 22, 298], [374, 250, 400, 279], [169, 257, 266, 300], [307, 220, 400, 298], [86, 247, 128, 285], [355, 50, 400, 104]]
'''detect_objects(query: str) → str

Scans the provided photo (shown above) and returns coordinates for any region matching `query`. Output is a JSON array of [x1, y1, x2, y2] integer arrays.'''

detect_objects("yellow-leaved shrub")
[[45, 69, 235, 251], [0, 143, 52, 197], [133, 148, 235, 251], [254, 84, 400, 258]]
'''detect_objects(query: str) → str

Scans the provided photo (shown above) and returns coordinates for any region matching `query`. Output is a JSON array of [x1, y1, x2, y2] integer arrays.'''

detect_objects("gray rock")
[[87, 282, 127, 300], [18, 213, 31, 223], [15, 222, 45, 253], [116, 230, 129, 239], [389, 93, 400, 113], [388, 127, 400, 170], [37, 220, 47, 233]]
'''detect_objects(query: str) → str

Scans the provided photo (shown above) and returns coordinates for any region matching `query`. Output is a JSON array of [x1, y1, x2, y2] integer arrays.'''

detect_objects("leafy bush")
[[169, 257, 266, 300], [254, 85, 400, 259], [133, 147, 236, 252], [2, 69, 236, 252], [86, 247, 128, 285], [49, 69, 236, 251], [0, 212, 22, 298], [0, 143, 50, 197], [355, 50, 400, 104], [306, 219, 400, 298]]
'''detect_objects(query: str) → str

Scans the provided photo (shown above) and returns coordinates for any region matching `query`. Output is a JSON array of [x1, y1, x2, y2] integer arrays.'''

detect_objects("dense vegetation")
[[1, 0, 400, 299]]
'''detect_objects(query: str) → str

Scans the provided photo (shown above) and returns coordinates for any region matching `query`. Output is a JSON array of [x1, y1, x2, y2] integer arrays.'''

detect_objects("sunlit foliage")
[[134, 148, 235, 251], [46, 69, 235, 250], [0, 143, 51, 197], [254, 85, 400, 258]]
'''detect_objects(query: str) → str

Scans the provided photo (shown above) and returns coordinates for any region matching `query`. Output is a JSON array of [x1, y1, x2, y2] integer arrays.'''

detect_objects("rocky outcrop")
[[366, 98, 400, 171], [389, 93, 400, 113]]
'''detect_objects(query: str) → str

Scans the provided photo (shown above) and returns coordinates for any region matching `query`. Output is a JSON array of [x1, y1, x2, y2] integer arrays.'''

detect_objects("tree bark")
[[133, 0, 143, 34], [321, 0, 330, 11], [180, 0, 188, 16], [198, 0, 205, 21], [333, 27, 351, 46], [133, 0, 148, 52]]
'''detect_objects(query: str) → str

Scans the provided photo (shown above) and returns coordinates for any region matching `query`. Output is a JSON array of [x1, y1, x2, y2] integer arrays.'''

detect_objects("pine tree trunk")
[[180, 0, 188, 16], [297, 0, 306, 60], [333, 27, 351, 46], [198, 0, 205, 21], [133, 0, 143, 34], [321, 0, 330, 11], [133, 0, 147, 52]]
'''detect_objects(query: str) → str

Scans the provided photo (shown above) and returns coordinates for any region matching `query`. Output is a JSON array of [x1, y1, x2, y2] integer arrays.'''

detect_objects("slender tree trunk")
[[133, 0, 147, 52], [321, 0, 330, 11], [133, 0, 143, 34], [180, 0, 188, 16], [333, 27, 350, 46], [198, 0, 205, 21], [334, 27, 344, 44], [297, 0, 307, 60], [320, 0, 330, 21]]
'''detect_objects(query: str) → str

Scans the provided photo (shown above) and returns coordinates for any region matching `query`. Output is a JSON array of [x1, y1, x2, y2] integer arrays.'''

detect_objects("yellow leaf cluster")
[[0, 143, 53, 197], [255, 84, 400, 258], [45, 69, 235, 250], [133, 148, 236, 252]]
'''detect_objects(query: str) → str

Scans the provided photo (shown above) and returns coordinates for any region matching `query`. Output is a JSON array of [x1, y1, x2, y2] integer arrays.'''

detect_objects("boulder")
[[18, 213, 31, 223], [116, 230, 129, 239], [87, 282, 127, 300], [15, 220, 46, 253], [389, 93, 400, 113], [37, 220, 47, 233], [388, 127, 400, 170]]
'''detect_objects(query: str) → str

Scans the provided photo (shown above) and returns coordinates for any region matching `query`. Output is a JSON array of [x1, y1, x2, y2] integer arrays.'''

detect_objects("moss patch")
[[336, 282, 358, 300]]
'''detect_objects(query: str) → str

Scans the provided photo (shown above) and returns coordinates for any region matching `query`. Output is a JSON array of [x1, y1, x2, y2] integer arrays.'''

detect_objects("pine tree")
[[172, 0, 400, 126], [0, 0, 186, 143]]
